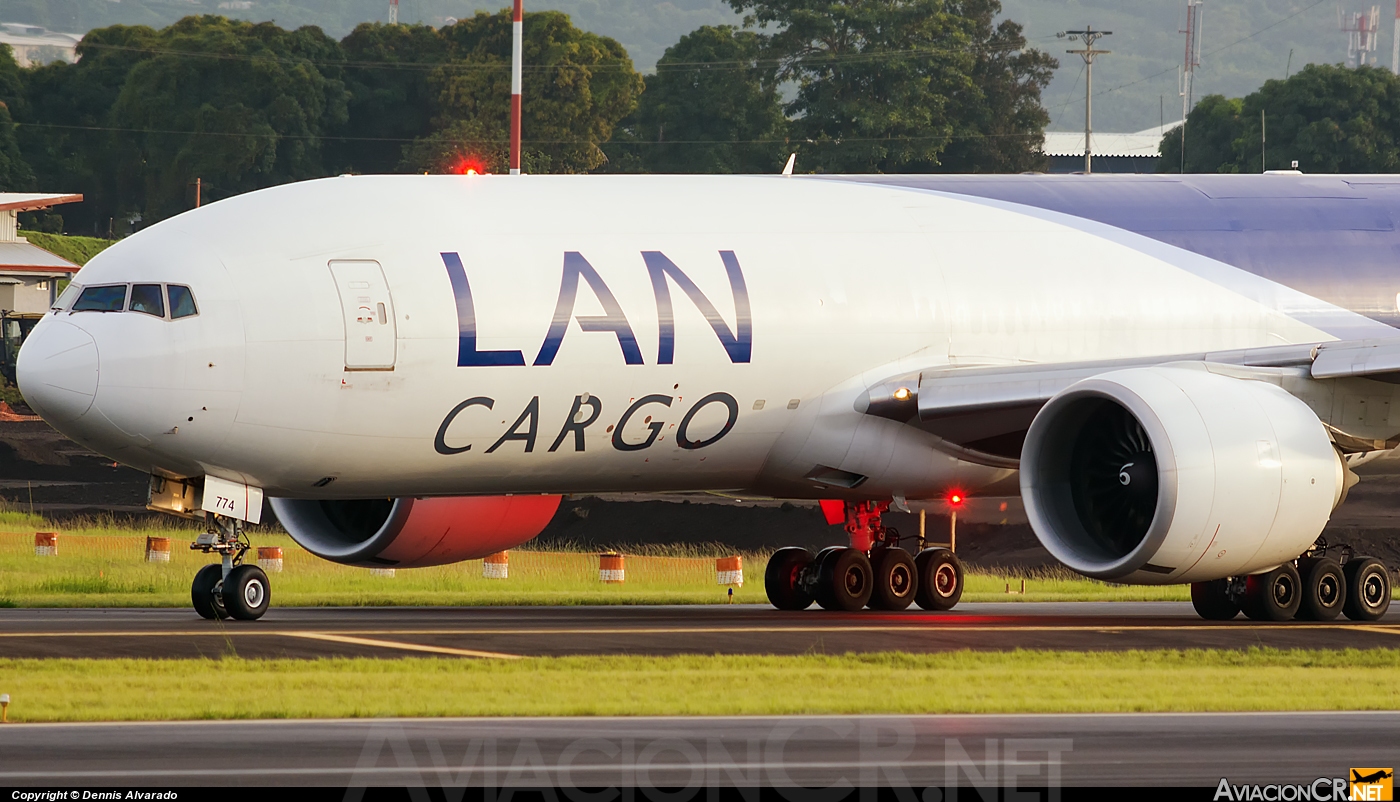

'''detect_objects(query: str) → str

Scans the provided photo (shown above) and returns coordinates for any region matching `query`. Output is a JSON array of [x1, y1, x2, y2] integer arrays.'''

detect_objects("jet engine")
[[269, 495, 562, 568], [1020, 364, 1344, 584]]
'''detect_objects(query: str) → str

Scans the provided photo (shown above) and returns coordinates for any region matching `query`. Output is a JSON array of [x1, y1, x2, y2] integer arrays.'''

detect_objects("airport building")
[[0, 22, 82, 67], [1042, 122, 1181, 173], [0, 193, 84, 383]]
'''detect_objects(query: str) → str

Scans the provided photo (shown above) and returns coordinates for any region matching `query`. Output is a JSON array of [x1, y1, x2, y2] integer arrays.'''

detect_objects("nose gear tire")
[[1190, 579, 1241, 621], [221, 564, 271, 621], [764, 546, 815, 610], [1343, 557, 1392, 622], [191, 564, 228, 620], [914, 548, 964, 611], [868, 547, 917, 611]]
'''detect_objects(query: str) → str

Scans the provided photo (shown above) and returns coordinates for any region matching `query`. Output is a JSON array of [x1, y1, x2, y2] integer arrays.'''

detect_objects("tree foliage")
[[617, 25, 788, 174], [721, 0, 1054, 173], [1162, 65, 1400, 174]]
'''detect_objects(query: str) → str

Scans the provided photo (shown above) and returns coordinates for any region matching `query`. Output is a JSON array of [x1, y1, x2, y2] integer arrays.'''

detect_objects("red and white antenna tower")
[[389, 0, 398, 25], [1391, 0, 1399, 72], [1340, 5, 1380, 68], [1179, 0, 1204, 125], [509, 0, 520, 174]]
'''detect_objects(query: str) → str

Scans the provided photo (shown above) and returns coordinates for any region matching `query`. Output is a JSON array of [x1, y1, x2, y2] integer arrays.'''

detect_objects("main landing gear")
[[1190, 540, 1391, 623], [765, 501, 965, 612], [190, 513, 270, 621]]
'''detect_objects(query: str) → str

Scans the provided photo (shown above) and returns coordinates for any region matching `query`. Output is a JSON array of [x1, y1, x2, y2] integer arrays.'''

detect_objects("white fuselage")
[[17, 175, 1363, 502]]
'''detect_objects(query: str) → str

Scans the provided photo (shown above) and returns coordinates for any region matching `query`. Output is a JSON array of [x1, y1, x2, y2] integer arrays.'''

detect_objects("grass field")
[[0, 520, 1192, 607], [0, 648, 1396, 722]]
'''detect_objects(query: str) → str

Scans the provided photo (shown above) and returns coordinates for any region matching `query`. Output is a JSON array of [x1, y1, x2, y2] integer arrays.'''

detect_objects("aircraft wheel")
[[808, 546, 846, 610], [1295, 557, 1346, 621], [765, 547, 815, 610], [868, 547, 917, 611], [914, 548, 964, 611], [221, 564, 271, 621], [1343, 557, 1392, 622], [191, 564, 228, 620], [815, 547, 873, 612], [1242, 563, 1301, 622], [1190, 579, 1240, 621]]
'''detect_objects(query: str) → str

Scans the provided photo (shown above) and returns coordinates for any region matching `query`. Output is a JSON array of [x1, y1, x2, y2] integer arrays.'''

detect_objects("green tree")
[[1158, 94, 1244, 174], [106, 16, 350, 222], [0, 46, 32, 191], [1237, 64, 1400, 174], [333, 22, 449, 175], [726, 0, 1053, 173], [402, 10, 643, 174], [619, 25, 787, 174], [930, 2, 1056, 173], [18, 24, 160, 233]]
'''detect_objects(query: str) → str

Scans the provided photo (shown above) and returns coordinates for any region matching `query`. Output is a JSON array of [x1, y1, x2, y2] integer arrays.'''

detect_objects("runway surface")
[[2, 602, 1398, 659], [0, 712, 1395, 786]]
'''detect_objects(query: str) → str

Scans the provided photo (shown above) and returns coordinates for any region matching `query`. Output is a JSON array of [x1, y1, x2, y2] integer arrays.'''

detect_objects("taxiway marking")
[[284, 632, 521, 659]]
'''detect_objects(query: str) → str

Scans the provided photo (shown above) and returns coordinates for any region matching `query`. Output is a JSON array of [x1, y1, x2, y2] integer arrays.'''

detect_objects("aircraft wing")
[[861, 338, 1400, 466]]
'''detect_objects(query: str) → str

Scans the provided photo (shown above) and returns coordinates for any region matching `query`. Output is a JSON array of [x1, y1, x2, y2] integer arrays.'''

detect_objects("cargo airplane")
[[15, 173, 1397, 623]]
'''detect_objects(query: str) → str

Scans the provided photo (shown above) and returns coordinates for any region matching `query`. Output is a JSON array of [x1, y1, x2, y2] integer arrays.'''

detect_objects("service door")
[[329, 260, 397, 370]]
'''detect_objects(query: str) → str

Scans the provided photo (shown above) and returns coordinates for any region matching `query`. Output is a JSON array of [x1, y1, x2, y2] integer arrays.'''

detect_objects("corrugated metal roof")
[[1041, 123, 1181, 158], [0, 193, 82, 212], [0, 241, 79, 273]]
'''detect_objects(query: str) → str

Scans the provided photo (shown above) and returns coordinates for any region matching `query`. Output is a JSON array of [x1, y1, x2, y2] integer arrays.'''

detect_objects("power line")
[[12, 119, 1045, 145]]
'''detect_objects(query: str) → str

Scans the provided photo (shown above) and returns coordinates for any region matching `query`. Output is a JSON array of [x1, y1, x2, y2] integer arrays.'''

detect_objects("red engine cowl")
[[269, 496, 561, 568]]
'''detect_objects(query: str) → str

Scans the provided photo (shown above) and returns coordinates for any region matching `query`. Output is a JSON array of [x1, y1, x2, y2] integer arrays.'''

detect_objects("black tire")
[[764, 547, 815, 611], [221, 564, 270, 621], [815, 548, 874, 612], [1343, 557, 1392, 622], [914, 548, 964, 611], [808, 546, 846, 611], [1242, 563, 1302, 622], [191, 564, 228, 620], [1296, 557, 1346, 621], [869, 547, 917, 611], [1190, 579, 1240, 621]]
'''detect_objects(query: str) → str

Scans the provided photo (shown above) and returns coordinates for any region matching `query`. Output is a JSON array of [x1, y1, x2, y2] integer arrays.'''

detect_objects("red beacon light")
[[947, 491, 966, 507]]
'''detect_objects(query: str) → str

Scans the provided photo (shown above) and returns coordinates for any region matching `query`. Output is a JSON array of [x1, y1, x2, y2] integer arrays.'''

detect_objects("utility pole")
[[1060, 27, 1112, 174], [510, 0, 523, 175]]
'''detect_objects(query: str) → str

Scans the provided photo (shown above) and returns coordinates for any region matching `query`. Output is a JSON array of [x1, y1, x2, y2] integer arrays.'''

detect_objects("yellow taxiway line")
[[283, 632, 521, 659]]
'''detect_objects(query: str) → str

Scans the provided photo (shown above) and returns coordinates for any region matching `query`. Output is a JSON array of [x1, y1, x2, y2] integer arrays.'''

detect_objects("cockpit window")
[[52, 282, 81, 312], [128, 284, 165, 317], [168, 285, 198, 319], [72, 285, 128, 313]]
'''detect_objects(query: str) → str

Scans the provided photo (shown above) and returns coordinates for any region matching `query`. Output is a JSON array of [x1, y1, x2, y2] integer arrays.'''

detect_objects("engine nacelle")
[[270, 495, 562, 568], [1020, 364, 1342, 584]]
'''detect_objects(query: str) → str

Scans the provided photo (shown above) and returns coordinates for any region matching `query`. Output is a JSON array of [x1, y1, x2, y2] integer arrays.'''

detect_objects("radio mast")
[[389, 0, 398, 25]]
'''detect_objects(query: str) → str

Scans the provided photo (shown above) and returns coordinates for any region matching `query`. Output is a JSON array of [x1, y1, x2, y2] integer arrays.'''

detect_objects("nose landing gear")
[[189, 513, 270, 621], [764, 500, 966, 612]]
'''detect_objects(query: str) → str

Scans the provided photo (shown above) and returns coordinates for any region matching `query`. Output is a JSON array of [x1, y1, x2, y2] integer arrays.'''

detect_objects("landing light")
[[893, 387, 911, 401]]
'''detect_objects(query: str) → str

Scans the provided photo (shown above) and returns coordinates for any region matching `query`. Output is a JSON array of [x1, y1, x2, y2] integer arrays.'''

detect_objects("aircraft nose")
[[16, 319, 100, 424]]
